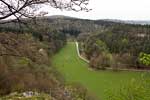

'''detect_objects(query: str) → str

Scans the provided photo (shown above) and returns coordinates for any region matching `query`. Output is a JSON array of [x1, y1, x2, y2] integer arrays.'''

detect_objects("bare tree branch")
[[0, 0, 91, 22]]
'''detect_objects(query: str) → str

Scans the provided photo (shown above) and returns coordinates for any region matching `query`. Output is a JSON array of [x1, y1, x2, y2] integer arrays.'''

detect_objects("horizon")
[[46, 15, 150, 21]]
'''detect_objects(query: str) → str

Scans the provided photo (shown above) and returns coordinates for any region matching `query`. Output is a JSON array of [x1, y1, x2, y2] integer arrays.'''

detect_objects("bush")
[[111, 53, 137, 70], [139, 52, 150, 66], [90, 52, 113, 70], [65, 83, 98, 100]]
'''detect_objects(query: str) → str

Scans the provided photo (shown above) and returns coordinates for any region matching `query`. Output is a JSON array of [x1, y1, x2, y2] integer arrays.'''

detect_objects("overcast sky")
[[43, 0, 150, 20]]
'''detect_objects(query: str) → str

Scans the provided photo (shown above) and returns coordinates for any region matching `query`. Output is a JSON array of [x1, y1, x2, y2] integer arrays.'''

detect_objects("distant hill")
[[1, 15, 150, 25], [43, 15, 150, 25], [0, 15, 150, 37], [40, 16, 150, 26], [102, 19, 150, 25]]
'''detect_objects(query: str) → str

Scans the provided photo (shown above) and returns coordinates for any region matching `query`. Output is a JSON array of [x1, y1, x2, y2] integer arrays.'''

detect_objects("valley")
[[52, 42, 149, 100]]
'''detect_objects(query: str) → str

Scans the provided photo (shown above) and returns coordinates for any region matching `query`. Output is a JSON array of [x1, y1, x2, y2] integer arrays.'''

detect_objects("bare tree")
[[0, 0, 91, 22]]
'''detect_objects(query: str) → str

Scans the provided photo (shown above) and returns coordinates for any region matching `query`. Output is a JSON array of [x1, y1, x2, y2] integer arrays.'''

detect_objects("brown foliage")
[[0, 32, 60, 96]]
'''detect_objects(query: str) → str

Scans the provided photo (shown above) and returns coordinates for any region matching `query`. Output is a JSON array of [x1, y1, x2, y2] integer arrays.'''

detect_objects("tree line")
[[78, 23, 150, 70]]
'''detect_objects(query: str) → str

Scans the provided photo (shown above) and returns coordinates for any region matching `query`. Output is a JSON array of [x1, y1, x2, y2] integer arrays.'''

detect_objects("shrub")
[[18, 57, 30, 66], [111, 53, 137, 70], [90, 52, 113, 70], [65, 83, 98, 100], [139, 52, 150, 66]]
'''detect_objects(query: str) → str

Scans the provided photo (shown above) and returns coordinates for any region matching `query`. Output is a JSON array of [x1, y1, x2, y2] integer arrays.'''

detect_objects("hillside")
[[0, 31, 95, 100]]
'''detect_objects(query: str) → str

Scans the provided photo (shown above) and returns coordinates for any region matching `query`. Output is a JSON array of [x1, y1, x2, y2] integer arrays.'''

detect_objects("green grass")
[[52, 42, 150, 100]]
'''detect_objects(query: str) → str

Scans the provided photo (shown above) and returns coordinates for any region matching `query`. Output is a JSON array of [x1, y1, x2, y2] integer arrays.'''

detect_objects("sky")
[[43, 0, 150, 20]]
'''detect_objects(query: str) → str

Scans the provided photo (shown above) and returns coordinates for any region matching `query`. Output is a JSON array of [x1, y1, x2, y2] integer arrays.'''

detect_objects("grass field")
[[52, 42, 149, 100]]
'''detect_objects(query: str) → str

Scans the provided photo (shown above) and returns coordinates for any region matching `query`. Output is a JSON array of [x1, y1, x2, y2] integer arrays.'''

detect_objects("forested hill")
[[1, 15, 150, 37]]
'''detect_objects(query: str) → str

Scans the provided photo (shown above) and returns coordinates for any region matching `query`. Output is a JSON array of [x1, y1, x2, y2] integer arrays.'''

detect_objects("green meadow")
[[52, 42, 149, 100]]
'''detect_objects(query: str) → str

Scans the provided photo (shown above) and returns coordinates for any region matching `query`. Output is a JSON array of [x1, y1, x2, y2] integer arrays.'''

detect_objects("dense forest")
[[78, 24, 150, 70]]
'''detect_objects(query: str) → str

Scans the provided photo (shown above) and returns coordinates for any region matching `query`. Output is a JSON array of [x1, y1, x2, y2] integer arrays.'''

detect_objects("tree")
[[0, 0, 91, 23], [139, 52, 150, 66]]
